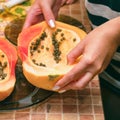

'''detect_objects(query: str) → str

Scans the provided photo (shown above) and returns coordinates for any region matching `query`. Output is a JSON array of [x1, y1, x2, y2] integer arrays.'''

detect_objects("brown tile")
[[31, 114, 46, 120], [91, 88, 101, 96], [78, 95, 92, 104], [92, 96, 102, 105], [59, 5, 70, 16], [16, 108, 30, 112], [63, 105, 77, 113], [95, 115, 105, 120], [61, 90, 77, 96], [63, 96, 77, 105], [91, 79, 100, 88], [85, 25, 92, 33], [46, 104, 62, 113], [78, 104, 93, 114], [0, 112, 14, 120], [94, 105, 103, 114], [93, 75, 99, 80], [77, 88, 91, 95], [71, 4, 81, 10], [47, 94, 62, 104], [47, 114, 61, 120], [59, 9, 70, 16], [80, 115, 94, 120], [63, 113, 78, 120], [70, 14, 82, 22], [31, 103, 46, 113], [71, 8, 81, 14], [15, 113, 30, 120], [61, 4, 70, 10]]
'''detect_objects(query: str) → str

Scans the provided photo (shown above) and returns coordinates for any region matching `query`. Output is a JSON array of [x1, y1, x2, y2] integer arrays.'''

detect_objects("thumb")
[[67, 40, 84, 64]]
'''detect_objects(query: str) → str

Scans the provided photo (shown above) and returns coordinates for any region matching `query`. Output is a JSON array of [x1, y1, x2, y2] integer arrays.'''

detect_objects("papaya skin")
[[18, 21, 86, 91], [0, 38, 17, 101], [0, 76, 15, 101], [23, 61, 63, 90]]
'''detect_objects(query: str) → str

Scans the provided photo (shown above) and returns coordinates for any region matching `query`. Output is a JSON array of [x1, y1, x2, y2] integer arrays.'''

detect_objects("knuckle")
[[95, 64, 103, 72], [84, 56, 94, 66], [84, 55, 103, 72], [72, 82, 86, 90], [67, 53, 75, 60]]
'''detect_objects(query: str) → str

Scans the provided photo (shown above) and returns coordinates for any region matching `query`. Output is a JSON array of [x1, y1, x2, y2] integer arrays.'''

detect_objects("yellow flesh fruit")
[[0, 50, 9, 81], [28, 27, 80, 74], [21, 21, 86, 91]]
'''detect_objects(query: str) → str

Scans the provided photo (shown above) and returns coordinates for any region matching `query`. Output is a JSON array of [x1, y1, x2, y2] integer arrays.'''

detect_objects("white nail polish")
[[49, 19, 55, 28], [52, 86, 60, 91], [58, 90, 66, 93]]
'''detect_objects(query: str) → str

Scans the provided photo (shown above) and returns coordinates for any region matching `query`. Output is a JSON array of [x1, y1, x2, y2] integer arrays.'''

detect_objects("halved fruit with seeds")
[[0, 38, 17, 101], [18, 21, 86, 91]]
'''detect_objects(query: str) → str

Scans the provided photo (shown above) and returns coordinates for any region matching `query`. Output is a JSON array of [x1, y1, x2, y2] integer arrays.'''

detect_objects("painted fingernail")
[[52, 86, 60, 91], [49, 19, 55, 28], [58, 90, 66, 93]]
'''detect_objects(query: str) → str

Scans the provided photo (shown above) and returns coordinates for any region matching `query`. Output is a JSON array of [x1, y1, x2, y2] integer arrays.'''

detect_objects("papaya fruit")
[[0, 38, 17, 101], [18, 21, 86, 91]]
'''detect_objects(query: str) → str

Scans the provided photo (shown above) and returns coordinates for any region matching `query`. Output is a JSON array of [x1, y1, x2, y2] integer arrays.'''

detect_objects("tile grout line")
[[13, 110, 16, 120], [80, 0, 85, 26], [45, 103, 48, 120], [90, 82, 96, 120], [29, 107, 32, 120], [69, 3, 72, 17], [61, 94, 64, 120], [76, 90, 80, 120]]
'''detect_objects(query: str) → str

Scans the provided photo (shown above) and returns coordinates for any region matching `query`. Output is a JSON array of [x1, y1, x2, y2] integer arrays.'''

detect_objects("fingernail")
[[58, 90, 66, 93], [52, 86, 60, 91], [49, 19, 55, 28]]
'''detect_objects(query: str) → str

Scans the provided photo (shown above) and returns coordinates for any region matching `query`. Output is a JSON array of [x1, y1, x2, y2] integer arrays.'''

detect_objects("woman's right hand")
[[23, 0, 62, 29], [23, 0, 77, 29]]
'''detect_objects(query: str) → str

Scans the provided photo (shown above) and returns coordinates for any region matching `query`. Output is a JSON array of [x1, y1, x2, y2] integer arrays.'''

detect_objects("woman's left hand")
[[52, 17, 120, 93]]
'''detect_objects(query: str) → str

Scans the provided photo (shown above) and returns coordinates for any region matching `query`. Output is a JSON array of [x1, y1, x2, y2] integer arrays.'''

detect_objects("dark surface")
[[4, 18, 25, 45], [100, 78, 120, 120]]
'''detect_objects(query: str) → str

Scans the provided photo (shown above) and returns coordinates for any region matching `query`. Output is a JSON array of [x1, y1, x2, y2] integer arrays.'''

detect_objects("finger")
[[40, 1, 56, 28], [66, 0, 76, 4], [52, 56, 88, 91], [61, 0, 66, 6], [52, 0, 62, 18], [58, 72, 93, 93], [61, 0, 76, 6], [67, 39, 85, 64], [23, 4, 43, 29]]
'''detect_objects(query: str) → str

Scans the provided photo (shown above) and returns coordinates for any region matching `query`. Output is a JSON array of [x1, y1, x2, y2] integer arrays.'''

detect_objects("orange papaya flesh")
[[18, 21, 86, 91], [0, 38, 17, 101]]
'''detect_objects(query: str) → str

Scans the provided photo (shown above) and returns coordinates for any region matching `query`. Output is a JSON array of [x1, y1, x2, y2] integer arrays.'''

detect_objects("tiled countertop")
[[0, 0, 104, 120], [0, 76, 104, 120]]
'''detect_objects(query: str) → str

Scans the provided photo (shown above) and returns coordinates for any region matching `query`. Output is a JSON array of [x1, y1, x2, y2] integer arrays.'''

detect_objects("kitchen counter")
[[0, 0, 104, 120], [0, 76, 104, 120]]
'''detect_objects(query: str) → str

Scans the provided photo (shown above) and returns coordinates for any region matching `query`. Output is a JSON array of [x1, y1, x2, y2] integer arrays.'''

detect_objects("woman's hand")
[[23, 0, 62, 29], [52, 17, 120, 93], [23, 0, 77, 29], [61, 0, 77, 5]]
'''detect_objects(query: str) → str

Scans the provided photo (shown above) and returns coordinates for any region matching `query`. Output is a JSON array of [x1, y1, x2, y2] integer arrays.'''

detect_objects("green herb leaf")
[[48, 75, 59, 81]]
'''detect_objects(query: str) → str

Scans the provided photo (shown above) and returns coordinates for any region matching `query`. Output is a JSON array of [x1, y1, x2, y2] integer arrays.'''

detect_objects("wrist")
[[101, 17, 120, 47], [108, 17, 120, 46]]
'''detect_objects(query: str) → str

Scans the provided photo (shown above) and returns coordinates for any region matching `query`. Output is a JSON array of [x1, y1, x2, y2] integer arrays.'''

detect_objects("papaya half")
[[18, 21, 86, 91], [0, 38, 17, 101]]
